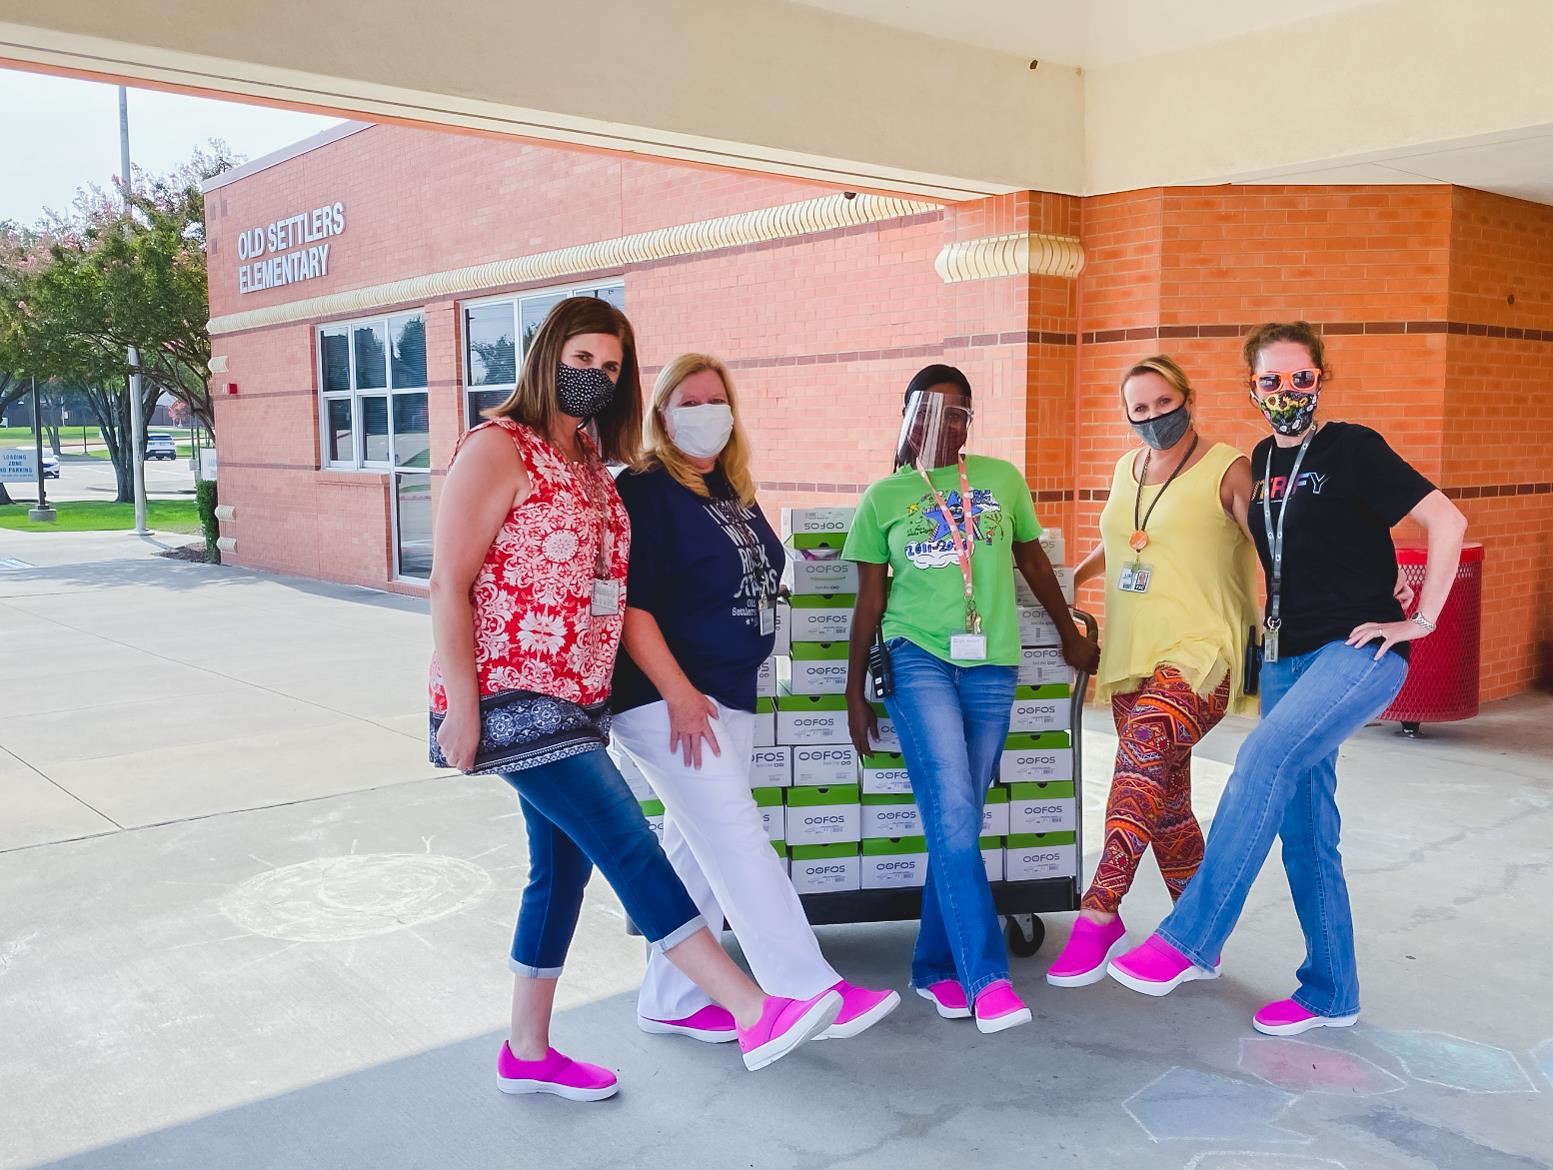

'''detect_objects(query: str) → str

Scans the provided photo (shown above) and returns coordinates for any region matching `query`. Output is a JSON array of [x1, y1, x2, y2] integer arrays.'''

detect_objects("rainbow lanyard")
[[916, 457, 981, 635]]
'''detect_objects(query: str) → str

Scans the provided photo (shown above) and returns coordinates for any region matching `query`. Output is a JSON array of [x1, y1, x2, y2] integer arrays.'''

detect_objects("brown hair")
[[1241, 321, 1328, 377], [1120, 354, 1193, 403], [485, 295, 644, 466], [645, 353, 758, 506]]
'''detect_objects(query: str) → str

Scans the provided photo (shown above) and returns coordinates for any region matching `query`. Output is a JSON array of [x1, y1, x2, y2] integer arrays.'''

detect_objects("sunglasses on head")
[[1251, 369, 1320, 394]]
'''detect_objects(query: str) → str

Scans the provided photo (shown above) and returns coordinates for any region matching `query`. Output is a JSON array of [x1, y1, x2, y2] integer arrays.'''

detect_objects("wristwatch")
[[1411, 612, 1437, 634]]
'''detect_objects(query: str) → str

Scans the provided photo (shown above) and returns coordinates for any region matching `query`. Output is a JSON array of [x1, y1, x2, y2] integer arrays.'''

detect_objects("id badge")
[[1118, 562, 1153, 594], [590, 579, 621, 616], [758, 602, 775, 637], [950, 633, 988, 661]]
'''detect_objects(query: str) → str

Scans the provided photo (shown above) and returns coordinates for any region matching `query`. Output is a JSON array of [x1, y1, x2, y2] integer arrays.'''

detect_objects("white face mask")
[[666, 403, 734, 460]]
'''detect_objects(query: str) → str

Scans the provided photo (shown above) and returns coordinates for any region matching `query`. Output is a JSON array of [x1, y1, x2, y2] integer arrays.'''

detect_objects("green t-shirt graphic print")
[[843, 455, 1041, 666]]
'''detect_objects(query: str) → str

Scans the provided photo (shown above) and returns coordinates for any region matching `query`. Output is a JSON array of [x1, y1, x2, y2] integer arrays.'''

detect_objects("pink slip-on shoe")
[[1107, 934, 1220, 997], [496, 1043, 618, 1102], [1046, 916, 1128, 988], [915, 980, 971, 1019], [737, 990, 842, 1071], [638, 1004, 738, 1043], [974, 980, 1033, 1034], [1253, 998, 1360, 1037], [814, 981, 901, 1040]]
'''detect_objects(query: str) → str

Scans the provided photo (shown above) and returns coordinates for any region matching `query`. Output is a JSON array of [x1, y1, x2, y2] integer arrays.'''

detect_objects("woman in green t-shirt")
[[843, 364, 1098, 1034]]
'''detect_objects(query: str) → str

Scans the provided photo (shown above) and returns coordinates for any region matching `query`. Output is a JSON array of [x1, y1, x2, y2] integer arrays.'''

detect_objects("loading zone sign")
[[0, 449, 37, 483]]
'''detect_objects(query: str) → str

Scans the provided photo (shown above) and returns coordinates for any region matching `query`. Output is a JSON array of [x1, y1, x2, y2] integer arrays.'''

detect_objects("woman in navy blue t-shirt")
[[611, 354, 899, 1045]]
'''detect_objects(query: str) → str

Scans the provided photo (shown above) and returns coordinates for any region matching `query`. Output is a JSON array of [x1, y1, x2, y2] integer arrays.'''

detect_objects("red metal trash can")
[[1380, 542, 1483, 727]]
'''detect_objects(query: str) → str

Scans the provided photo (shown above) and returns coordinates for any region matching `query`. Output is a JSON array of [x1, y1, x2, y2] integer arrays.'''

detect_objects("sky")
[[0, 68, 343, 227]]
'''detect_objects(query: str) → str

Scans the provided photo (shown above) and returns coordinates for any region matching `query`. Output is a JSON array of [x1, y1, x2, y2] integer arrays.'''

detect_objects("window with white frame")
[[317, 311, 432, 578], [463, 282, 625, 425]]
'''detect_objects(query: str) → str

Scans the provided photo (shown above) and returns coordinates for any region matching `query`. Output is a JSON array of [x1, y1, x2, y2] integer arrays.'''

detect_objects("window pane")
[[362, 395, 390, 463], [326, 397, 354, 464], [389, 313, 427, 389], [466, 388, 509, 426], [592, 285, 625, 310], [353, 322, 388, 390], [466, 303, 516, 386], [395, 472, 434, 579], [519, 294, 566, 360], [320, 329, 350, 392], [393, 392, 430, 468]]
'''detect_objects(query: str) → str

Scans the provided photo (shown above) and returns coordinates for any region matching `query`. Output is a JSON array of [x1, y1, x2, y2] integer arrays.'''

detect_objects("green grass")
[[0, 498, 202, 533], [0, 426, 46, 442]]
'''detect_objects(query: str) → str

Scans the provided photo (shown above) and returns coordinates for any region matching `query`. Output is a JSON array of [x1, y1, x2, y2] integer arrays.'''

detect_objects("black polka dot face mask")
[[555, 362, 617, 420]]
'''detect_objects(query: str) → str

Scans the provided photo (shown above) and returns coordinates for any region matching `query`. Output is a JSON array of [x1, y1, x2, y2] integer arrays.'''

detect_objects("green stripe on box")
[[979, 836, 1003, 849], [755, 697, 777, 715], [1008, 781, 1076, 799], [790, 593, 856, 610], [1014, 684, 1071, 700], [861, 835, 927, 856], [862, 751, 906, 769], [984, 787, 1009, 805], [752, 787, 783, 807], [790, 842, 858, 860], [786, 783, 860, 806], [1006, 831, 1077, 848], [639, 799, 665, 816], [788, 532, 850, 551], [771, 839, 786, 856], [790, 640, 849, 660], [862, 792, 914, 807], [1004, 731, 1072, 750], [776, 691, 849, 711]]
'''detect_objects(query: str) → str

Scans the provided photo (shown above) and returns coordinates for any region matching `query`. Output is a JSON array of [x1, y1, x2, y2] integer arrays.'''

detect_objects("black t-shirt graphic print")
[[611, 465, 785, 714], [1250, 423, 1435, 661]]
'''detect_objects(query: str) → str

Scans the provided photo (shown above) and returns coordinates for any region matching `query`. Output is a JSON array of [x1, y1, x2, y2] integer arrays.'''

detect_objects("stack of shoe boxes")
[[1003, 530, 1079, 884], [777, 507, 866, 894]]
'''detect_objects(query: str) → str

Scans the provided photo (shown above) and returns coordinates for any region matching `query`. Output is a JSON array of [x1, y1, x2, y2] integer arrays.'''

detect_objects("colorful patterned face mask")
[[1251, 388, 1319, 436]]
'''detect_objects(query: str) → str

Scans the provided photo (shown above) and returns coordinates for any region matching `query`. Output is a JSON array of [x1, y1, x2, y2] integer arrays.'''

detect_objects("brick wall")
[[208, 125, 1551, 698]]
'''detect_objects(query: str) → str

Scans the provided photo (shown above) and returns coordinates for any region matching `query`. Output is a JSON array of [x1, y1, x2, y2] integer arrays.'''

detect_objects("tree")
[[0, 145, 240, 502]]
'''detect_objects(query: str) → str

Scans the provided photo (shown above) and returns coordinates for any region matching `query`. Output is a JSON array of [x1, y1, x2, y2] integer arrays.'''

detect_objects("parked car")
[[8, 446, 59, 479], [146, 433, 178, 461]]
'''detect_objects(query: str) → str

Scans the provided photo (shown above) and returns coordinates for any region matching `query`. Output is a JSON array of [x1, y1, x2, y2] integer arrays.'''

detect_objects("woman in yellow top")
[[1046, 355, 1259, 988]]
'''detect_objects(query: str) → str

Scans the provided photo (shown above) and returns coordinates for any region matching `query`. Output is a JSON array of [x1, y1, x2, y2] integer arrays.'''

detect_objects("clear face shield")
[[895, 389, 974, 471]]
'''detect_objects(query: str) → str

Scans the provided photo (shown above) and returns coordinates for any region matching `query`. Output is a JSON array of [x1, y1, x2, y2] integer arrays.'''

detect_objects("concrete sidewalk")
[[2, 530, 1550, 1170]]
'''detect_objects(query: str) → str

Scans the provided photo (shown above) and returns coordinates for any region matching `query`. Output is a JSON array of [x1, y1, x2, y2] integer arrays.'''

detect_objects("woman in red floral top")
[[429, 297, 841, 1101]]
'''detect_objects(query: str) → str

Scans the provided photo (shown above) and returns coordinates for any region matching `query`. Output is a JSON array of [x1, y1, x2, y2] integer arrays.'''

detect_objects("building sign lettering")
[[237, 202, 346, 294]]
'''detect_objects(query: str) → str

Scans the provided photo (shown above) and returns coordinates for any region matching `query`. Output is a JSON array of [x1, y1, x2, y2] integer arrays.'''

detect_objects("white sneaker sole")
[[975, 1006, 1033, 1034], [741, 991, 842, 1072], [1252, 1011, 1359, 1037], [1106, 959, 1219, 997], [496, 1074, 618, 1102], [637, 1017, 739, 1044], [1045, 934, 1130, 988], [813, 990, 902, 1040], [915, 986, 971, 1019]]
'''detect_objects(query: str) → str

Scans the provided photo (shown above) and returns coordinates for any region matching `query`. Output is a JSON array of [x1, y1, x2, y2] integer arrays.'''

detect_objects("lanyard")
[[916, 457, 981, 633], [569, 433, 615, 579], [1260, 425, 1318, 634], [1130, 433, 1199, 553]]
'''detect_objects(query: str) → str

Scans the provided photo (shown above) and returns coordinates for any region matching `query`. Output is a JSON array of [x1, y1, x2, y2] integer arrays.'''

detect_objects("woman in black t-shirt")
[[611, 354, 899, 1047], [1108, 322, 1468, 1038]]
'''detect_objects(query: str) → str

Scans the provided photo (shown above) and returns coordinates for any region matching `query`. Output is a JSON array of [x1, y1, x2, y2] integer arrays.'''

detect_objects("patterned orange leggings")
[[1080, 664, 1231, 915]]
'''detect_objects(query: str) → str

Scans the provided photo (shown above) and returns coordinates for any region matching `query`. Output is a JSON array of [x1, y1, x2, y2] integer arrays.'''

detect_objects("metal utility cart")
[[794, 609, 1097, 958]]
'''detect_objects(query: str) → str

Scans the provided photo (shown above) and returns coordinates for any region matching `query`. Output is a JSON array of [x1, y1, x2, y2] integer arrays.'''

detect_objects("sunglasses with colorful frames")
[[1251, 369, 1321, 393]]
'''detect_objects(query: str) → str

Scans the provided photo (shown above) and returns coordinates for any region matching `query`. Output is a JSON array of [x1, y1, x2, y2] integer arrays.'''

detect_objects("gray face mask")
[[1130, 403, 1192, 451]]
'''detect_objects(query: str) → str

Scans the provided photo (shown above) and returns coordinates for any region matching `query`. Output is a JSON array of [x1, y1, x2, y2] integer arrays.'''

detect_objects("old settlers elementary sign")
[[236, 202, 345, 294]]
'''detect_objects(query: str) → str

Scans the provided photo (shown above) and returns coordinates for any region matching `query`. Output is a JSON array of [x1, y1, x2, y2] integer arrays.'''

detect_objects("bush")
[[196, 478, 220, 564]]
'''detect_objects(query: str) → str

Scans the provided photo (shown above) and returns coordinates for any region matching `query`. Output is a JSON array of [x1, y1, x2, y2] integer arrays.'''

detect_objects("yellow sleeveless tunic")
[[1096, 441, 1260, 711]]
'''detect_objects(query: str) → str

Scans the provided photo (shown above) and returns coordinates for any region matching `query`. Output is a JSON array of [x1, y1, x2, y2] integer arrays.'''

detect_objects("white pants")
[[611, 698, 840, 1021]]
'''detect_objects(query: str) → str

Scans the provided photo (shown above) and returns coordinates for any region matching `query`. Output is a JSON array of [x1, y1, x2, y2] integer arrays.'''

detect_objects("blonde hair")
[[1120, 354, 1193, 403], [645, 353, 757, 505]]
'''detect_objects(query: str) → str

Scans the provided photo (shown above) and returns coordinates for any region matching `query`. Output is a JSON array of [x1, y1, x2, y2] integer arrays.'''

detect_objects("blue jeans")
[[501, 748, 705, 977], [884, 639, 1018, 999], [1156, 642, 1407, 1016]]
